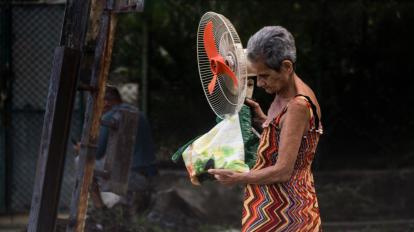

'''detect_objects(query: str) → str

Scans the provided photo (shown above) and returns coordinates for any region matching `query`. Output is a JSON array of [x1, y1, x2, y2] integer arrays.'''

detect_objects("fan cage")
[[197, 12, 247, 119]]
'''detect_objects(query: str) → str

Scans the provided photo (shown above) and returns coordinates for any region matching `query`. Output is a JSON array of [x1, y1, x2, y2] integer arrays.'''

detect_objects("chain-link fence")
[[0, 3, 83, 213]]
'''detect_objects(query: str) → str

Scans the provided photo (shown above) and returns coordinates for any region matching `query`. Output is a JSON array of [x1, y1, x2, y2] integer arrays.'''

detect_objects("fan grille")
[[197, 12, 247, 118]]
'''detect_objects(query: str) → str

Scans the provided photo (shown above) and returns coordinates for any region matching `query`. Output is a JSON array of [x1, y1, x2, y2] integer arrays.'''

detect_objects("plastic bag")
[[182, 114, 249, 185]]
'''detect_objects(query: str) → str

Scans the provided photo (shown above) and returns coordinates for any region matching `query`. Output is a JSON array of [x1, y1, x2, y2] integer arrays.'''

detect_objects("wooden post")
[[28, 0, 144, 231], [141, 17, 148, 114], [28, 47, 81, 232], [66, 1, 118, 231], [66, 0, 144, 231], [27, 0, 92, 231]]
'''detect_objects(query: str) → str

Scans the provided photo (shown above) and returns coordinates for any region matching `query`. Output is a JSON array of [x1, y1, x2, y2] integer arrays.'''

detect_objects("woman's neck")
[[277, 73, 298, 100]]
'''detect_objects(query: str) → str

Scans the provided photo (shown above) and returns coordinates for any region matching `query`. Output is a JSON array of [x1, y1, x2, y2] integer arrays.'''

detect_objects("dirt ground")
[[77, 169, 414, 232]]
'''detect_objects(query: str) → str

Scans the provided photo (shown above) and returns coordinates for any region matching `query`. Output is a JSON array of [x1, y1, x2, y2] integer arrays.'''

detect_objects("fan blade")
[[216, 60, 238, 88], [203, 21, 220, 60], [204, 21, 238, 95], [208, 74, 218, 94]]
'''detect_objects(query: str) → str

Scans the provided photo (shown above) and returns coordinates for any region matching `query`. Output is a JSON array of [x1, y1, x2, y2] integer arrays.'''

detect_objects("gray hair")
[[247, 26, 296, 71]]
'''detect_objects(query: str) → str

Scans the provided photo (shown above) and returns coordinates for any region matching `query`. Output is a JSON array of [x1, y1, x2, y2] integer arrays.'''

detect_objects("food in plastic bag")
[[182, 114, 249, 185]]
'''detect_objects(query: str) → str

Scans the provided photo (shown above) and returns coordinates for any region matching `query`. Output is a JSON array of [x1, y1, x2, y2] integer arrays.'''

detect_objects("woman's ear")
[[281, 60, 294, 74]]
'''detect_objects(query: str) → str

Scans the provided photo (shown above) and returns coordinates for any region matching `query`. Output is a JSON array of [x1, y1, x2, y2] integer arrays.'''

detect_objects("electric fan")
[[197, 12, 248, 118], [172, 12, 257, 185]]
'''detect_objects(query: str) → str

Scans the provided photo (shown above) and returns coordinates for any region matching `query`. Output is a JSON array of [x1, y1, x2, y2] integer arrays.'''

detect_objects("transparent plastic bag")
[[182, 114, 249, 185]]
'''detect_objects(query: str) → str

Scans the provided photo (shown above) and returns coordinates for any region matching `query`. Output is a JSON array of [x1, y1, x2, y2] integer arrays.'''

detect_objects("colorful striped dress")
[[242, 95, 323, 232]]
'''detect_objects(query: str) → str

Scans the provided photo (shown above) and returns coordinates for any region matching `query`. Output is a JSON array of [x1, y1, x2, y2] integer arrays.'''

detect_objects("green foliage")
[[111, 0, 414, 169]]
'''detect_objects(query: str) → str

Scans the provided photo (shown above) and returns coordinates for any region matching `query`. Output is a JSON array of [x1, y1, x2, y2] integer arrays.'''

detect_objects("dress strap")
[[294, 94, 320, 131], [274, 94, 321, 132]]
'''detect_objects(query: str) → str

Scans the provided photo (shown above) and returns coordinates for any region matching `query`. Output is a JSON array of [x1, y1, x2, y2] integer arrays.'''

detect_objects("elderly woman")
[[208, 26, 323, 231]]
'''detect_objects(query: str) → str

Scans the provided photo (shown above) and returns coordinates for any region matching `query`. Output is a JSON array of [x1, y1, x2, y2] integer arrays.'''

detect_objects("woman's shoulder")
[[286, 97, 311, 119], [295, 81, 322, 120]]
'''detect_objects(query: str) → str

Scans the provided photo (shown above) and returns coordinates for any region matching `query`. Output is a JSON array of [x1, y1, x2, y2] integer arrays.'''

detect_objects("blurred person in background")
[[74, 85, 157, 213], [97, 85, 158, 211]]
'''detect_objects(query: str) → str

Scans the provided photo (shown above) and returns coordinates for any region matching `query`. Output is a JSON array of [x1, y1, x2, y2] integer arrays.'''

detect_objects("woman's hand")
[[208, 169, 247, 186], [245, 98, 267, 132]]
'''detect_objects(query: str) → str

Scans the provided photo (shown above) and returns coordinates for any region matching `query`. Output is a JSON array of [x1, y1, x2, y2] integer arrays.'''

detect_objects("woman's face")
[[251, 61, 292, 94]]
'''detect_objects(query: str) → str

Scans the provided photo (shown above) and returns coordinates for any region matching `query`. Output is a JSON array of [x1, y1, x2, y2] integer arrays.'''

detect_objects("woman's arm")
[[209, 98, 310, 185], [245, 98, 267, 126]]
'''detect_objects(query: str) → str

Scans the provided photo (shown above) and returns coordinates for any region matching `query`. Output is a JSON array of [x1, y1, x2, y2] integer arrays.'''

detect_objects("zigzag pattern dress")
[[242, 95, 322, 232]]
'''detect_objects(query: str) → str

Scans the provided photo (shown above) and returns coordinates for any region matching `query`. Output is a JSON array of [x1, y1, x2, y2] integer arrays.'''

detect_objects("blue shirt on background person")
[[96, 97, 157, 178]]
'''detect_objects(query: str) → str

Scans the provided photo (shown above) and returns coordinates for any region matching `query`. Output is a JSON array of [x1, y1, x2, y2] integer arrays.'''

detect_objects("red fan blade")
[[216, 60, 238, 88], [203, 21, 219, 60], [208, 74, 218, 94], [203, 21, 238, 95]]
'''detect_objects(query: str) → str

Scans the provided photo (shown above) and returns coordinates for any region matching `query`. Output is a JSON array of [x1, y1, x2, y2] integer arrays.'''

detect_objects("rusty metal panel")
[[67, 4, 118, 231]]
